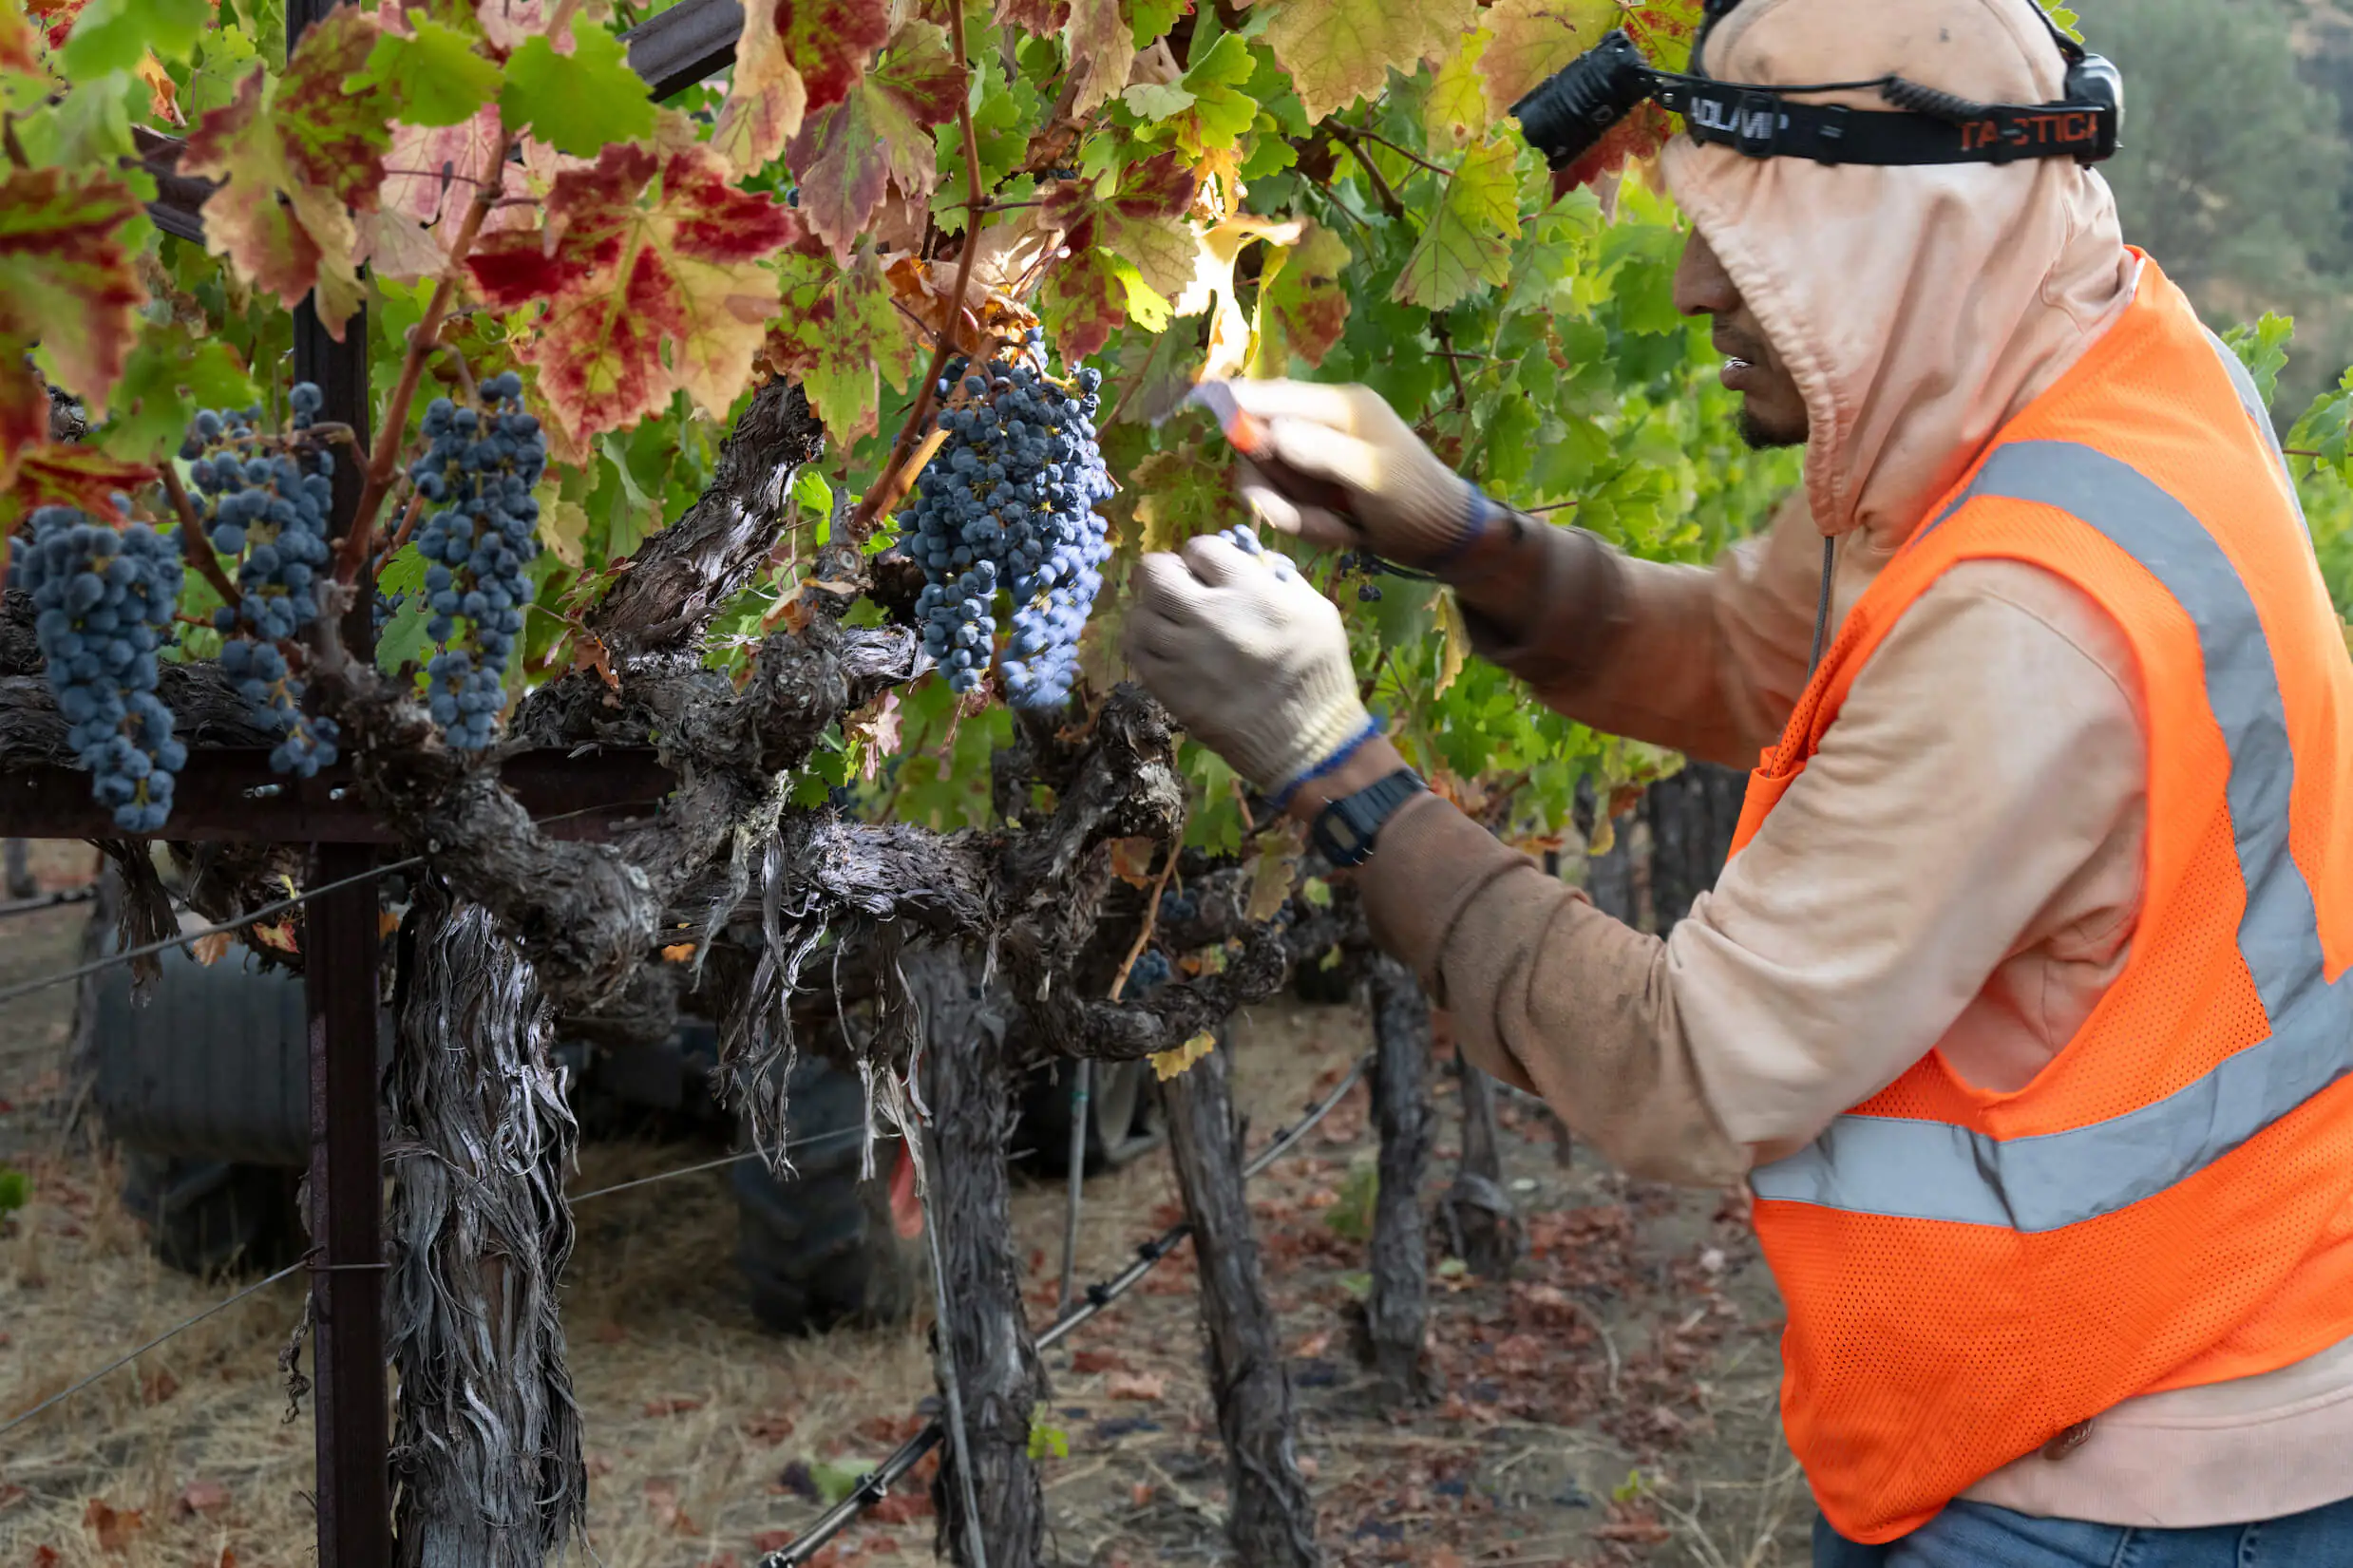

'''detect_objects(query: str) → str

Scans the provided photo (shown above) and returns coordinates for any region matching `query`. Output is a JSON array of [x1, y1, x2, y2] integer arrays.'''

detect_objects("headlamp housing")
[[1509, 11, 2122, 176]]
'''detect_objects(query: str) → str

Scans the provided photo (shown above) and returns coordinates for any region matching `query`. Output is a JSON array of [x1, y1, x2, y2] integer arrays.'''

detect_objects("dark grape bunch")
[[182, 385, 342, 777], [6, 505, 187, 831], [402, 372, 544, 750], [1338, 548, 1384, 602], [1122, 947, 1173, 996], [903, 328, 1115, 709]]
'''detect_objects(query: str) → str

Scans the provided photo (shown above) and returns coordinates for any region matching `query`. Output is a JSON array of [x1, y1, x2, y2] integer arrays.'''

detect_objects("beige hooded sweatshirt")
[[1353, 0, 2353, 1530]]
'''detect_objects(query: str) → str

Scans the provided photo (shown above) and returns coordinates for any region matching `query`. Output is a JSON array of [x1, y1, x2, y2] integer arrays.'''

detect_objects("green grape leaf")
[[1126, 0, 1184, 48], [101, 319, 256, 463], [1166, 30, 1257, 155], [2223, 312, 2295, 409], [0, 166, 142, 464], [62, 0, 210, 76], [1259, 0, 1480, 123], [352, 16, 499, 128], [500, 18, 656, 157], [467, 140, 801, 445], [765, 247, 923, 444], [786, 20, 962, 258], [1394, 136, 1519, 310], [180, 5, 394, 336], [1426, 29, 1491, 151]]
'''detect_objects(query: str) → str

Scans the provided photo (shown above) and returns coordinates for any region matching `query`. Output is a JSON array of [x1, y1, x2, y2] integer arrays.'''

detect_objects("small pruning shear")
[[1186, 380, 1359, 521]]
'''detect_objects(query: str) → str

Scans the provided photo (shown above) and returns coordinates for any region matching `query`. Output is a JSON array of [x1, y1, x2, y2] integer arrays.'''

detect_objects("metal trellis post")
[[291, 0, 387, 1557]]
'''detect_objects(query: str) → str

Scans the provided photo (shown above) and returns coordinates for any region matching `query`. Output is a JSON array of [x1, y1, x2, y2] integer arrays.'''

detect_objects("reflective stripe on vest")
[[1751, 439, 2353, 1232]]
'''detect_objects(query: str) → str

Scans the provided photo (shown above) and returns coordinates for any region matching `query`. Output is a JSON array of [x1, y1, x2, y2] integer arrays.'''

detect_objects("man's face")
[[1673, 227, 1808, 449]]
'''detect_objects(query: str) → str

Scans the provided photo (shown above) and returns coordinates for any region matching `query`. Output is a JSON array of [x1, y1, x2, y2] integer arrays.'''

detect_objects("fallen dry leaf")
[[1294, 1330, 1332, 1359], [176, 1479, 232, 1518], [643, 1478, 682, 1526], [746, 1411, 796, 1445], [1106, 1370, 1166, 1402], [1070, 1349, 1129, 1375], [1129, 1481, 1153, 1506], [32, 1548, 60, 1567], [643, 1396, 706, 1418], [83, 1499, 144, 1551]]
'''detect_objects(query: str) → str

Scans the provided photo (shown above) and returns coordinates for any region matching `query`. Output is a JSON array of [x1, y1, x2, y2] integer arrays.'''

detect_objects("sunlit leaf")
[[1395, 135, 1519, 310], [785, 19, 961, 258], [1259, 0, 1480, 123], [1252, 218, 1351, 370]]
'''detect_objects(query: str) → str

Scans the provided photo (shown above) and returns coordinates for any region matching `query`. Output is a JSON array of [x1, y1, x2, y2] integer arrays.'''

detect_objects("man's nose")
[[1673, 228, 1740, 319]]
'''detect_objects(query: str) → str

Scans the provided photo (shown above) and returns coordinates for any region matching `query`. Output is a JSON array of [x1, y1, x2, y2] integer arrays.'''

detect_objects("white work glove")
[[1221, 380, 1505, 573], [1126, 530, 1378, 803]]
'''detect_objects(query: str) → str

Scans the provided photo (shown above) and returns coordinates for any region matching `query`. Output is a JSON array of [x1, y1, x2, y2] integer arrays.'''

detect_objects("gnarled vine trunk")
[[1364, 954, 1439, 1405], [1164, 1035, 1321, 1568], [385, 886, 585, 1568], [912, 945, 1047, 1568], [1440, 1052, 1523, 1280]]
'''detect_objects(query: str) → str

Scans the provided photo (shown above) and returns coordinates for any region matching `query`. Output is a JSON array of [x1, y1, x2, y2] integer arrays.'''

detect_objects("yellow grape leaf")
[[1246, 823, 1304, 922], [467, 133, 801, 444], [539, 496, 590, 570], [254, 919, 299, 954], [1426, 30, 1491, 151], [377, 911, 403, 939], [1394, 136, 1520, 311], [660, 941, 697, 962], [1172, 215, 1304, 381], [1431, 587, 1469, 696], [1260, 0, 1480, 123], [1149, 1030, 1217, 1082], [1110, 836, 1159, 889], [180, 6, 394, 338]]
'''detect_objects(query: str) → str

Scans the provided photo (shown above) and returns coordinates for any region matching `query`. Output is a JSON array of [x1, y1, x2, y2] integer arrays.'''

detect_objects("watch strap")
[[1310, 767, 1428, 869]]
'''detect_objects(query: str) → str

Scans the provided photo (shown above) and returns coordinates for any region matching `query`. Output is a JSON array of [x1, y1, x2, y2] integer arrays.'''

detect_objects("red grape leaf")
[[180, 5, 394, 338], [1253, 217, 1351, 369], [1036, 150, 1201, 361], [0, 167, 142, 482], [785, 20, 962, 258], [0, 0, 41, 73], [1555, 100, 1675, 193], [8, 443, 158, 521], [995, 0, 1070, 30], [763, 245, 923, 443], [467, 139, 801, 444]]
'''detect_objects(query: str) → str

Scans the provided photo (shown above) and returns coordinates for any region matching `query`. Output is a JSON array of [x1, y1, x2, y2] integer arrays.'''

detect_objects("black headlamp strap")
[[1666, 80, 2113, 164]]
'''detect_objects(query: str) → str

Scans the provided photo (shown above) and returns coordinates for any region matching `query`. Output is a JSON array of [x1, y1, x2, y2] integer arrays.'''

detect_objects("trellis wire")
[[759, 1051, 1372, 1568], [0, 1123, 873, 1440], [0, 885, 96, 920]]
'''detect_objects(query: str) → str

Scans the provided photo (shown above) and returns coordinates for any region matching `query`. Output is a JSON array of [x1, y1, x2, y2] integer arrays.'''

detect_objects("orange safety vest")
[[1731, 256, 2353, 1544]]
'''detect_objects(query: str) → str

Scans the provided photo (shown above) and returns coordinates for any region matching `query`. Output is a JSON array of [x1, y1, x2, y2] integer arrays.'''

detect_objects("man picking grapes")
[[1125, 0, 2353, 1563]]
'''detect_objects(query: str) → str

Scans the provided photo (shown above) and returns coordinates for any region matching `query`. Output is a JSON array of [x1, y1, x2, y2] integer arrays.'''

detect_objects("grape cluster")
[[402, 372, 544, 750], [1123, 948, 1173, 995], [1338, 549, 1384, 602], [7, 505, 187, 831], [902, 331, 1114, 709], [182, 386, 342, 777]]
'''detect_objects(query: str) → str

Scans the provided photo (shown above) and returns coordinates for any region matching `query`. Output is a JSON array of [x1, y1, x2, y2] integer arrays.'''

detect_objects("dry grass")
[[1, 841, 1805, 1568]]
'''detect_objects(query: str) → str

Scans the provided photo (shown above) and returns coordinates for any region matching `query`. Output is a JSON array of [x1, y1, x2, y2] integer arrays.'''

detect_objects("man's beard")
[[1738, 406, 1807, 451]]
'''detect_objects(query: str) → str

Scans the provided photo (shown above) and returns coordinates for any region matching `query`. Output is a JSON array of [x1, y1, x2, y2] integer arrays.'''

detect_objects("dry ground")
[[0, 841, 1809, 1568]]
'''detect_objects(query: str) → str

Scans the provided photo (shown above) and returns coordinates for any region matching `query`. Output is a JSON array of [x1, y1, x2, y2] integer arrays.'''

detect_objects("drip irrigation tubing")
[[757, 1050, 1372, 1568]]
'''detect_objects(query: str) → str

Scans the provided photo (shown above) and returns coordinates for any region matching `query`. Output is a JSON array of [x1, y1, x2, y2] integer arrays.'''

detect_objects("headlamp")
[[1510, 2, 2122, 174]]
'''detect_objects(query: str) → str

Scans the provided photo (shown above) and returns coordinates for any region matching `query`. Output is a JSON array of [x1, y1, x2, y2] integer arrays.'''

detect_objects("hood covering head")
[[1659, 0, 2136, 552]]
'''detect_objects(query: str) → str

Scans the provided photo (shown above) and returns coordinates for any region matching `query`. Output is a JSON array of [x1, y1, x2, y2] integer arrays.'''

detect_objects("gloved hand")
[[1221, 380, 1504, 573], [1126, 531, 1378, 803]]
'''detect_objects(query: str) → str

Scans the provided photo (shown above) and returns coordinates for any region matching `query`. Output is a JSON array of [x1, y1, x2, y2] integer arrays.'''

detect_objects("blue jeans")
[[1813, 1496, 2353, 1567]]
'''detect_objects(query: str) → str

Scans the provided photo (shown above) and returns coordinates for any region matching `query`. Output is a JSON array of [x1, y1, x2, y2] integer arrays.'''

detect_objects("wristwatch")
[[1310, 767, 1429, 869]]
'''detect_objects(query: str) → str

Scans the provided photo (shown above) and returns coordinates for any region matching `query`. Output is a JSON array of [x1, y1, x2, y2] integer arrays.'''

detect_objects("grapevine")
[[904, 331, 1115, 710], [182, 387, 342, 777], [400, 373, 546, 751], [5, 506, 187, 832]]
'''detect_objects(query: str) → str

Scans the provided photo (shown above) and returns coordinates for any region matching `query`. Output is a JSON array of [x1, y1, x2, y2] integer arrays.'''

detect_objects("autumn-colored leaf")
[[1070, 1348, 1129, 1374], [1036, 150, 1199, 360], [1475, 0, 1591, 123], [1105, 1370, 1167, 1401], [996, 0, 1069, 29], [8, 443, 158, 520], [190, 932, 234, 966], [181, 6, 395, 336], [82, 1498, 144, 1551], [31, 1545, 60, 1567], [785, 20, 961, 258], [1427, 29, 1491, 150], [1252, 218, 1351, 371], [1172, 214, 1303, 380], [175, 1479, 232, 1519], [660, 942, 697, 962], [0, 0, 41, 73], [713, 0, 892, 174], [1260, 0, 1481, 123], [764, 247, 923, 443], [379, 107, 512, 228], [468, 138, 800, 444], [1394, 136, 1520, 310], [0, 167, 143, 459], [1148, 1030, 1216, 1082], [643, 1395, 707, 1416], [1432, 586, 1470, 695], [1063, 0, 1128, 115]]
